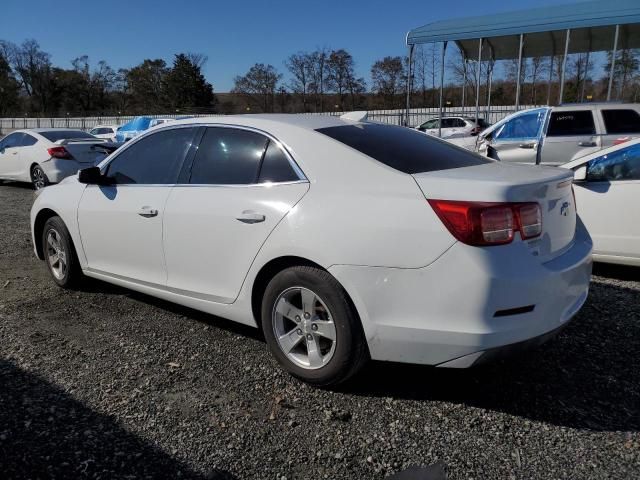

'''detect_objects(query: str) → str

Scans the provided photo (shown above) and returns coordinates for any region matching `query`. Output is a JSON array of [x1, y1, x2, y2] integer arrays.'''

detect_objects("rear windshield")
[[315, 123, 490, 174], [39, 130, 95, 142]]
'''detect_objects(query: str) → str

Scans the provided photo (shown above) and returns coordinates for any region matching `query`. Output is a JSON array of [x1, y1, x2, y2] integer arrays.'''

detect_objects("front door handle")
[[137, 206, 158, 218], [519, 142, 537, 149], [578, 141, 597, 147], [236, 210, 265, 224]]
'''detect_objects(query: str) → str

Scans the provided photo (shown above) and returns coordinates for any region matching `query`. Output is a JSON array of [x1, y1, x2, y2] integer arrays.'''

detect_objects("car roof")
[[162, 113, 353, 132], [553, 103, 640, 111]]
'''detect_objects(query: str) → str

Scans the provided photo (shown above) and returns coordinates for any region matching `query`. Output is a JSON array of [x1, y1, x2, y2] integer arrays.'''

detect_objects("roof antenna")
[[340, 111, 368, 122]]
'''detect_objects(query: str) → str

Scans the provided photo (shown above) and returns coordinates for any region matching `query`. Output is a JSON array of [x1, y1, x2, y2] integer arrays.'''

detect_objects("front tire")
[[31, 165, 49, 190], [261, 266, 368, 386], [41, 216, 82, 288]]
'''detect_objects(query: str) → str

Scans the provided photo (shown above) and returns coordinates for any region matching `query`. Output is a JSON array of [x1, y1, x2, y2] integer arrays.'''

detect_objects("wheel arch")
[[33, 208, 60, 259], [250, 256, 363, 337]]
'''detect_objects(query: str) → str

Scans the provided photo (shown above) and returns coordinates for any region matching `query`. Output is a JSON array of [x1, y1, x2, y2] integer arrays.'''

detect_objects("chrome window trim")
[[98, 122, 307, 185], [95, 179, 310, 188]]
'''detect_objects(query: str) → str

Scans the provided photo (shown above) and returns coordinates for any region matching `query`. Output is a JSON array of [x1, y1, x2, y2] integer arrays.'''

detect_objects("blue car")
[[115, 116, 174, 142]]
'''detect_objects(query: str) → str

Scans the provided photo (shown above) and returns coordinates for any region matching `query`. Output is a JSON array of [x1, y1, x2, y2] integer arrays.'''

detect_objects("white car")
[[89, 125, 119, 142], [0, 129, 111, 189], [563, 138, 640, 266], [416, 117, 490, 139], [30, 115, 592, 385]]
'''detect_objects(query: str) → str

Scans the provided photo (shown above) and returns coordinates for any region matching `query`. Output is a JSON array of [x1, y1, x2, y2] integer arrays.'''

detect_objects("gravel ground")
[[0, 182, 639, 480]]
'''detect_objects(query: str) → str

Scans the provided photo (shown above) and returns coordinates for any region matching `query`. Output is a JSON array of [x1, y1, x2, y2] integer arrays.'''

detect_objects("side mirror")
[[573, 165, 587, 182], [78, 166, 106, 184]]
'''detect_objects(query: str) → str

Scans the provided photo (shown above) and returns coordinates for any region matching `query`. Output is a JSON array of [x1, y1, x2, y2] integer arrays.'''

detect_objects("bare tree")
[[326, 49, 358, 110], [232, 63, 282, 112], [529, 56, 547, 104], [285, 52, 313, 112], [308, 48, 329, 112], [370, 56, 406, 108]]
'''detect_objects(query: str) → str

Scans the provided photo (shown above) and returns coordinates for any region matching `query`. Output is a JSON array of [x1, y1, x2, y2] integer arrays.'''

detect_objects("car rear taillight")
[[47, 146, 73, 160], [428, 200, 542, 246]]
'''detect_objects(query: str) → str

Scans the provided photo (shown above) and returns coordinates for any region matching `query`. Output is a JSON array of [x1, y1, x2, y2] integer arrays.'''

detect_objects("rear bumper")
[[329, 219, 593, 367]]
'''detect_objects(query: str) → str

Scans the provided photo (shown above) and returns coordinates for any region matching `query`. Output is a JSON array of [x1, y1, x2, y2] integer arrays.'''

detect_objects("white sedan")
[[563, 138, 640, 266], [0, 129, 110, 189], [30, 115, 592, 385], [89, 125, 119, 141]]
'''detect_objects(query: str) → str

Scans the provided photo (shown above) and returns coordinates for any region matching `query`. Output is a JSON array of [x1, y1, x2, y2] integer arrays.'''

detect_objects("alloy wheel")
[[32, 167, 46, 190], [46, 228, 67, 280], [272, 287, 337, 369]]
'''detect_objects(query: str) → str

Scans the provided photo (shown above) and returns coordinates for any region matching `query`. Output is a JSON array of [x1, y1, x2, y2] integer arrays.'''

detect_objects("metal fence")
[[0, 105, 534, 135], [0, 113, 216, 135], [311, 105, 537, 126]]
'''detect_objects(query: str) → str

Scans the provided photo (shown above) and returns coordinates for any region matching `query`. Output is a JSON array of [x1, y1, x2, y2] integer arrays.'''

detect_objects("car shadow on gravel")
[[345, 282, 640, 433], [593, 262, 640, 281], [0, 359, 237, 479], [76, 277, 265, 341]]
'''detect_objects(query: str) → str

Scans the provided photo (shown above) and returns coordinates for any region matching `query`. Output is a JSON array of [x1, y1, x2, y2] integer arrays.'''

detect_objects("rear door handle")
[[236, 210, 265, 224], [578, 141, 597, 147], [137, 206, 158, 217]]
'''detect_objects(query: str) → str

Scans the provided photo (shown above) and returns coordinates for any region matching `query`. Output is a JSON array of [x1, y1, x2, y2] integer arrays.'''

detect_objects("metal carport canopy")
[[406, 0, 640, 59]]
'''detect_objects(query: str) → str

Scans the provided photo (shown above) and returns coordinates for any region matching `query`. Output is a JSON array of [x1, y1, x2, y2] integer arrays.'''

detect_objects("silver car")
[[476, 103, 640, 165]]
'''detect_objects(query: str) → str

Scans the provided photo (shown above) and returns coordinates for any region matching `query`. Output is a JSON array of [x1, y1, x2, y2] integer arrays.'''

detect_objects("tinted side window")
[[601, 109, 640, 134], [547, 111, 595, 136], [21, 134, 37, 146], [586, 143, 640, 181], [316, 123, 490, 174], [258, 140, 299, 183], [0, 133, 24, 149], [106, 127, 196, 184], [190, 127, 268, 185], [452, 119, 466, 128]]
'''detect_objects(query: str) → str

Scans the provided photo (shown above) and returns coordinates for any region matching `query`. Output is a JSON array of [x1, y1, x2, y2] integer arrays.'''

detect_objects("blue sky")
[[2, 0, 580, 92]]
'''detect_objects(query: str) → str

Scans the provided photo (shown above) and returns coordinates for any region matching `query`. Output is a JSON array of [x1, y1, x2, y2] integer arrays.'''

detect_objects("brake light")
[[428, 200, 542, 246], [47, 146, 73, 160]]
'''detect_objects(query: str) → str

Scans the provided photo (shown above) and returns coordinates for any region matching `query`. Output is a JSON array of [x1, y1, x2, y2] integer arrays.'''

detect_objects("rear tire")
[[261, 266, 368, 386], [41, 216, 82, 288], [31, 165, 49, 190]]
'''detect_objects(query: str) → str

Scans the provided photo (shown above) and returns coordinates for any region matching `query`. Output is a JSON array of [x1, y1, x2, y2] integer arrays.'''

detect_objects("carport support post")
[[581, 33, 592, 102], [438, 41, 448, 138], [558, 29, 571, 104], [607, 24, 620, 101], [515, 34, 524, 111], [487, 60, 494, 122], [547, 56, 554, 105], [475, 38, 483, 128], [405, 44, 415, 126], [461, 58, 467, 116]]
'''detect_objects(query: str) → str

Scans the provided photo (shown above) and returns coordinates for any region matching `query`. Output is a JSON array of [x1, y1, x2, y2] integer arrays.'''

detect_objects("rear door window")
[[316, 123, 490, 174], [601, 109, 640, 134], [547, 111, 595, 136], [189, 127, 268, 184], [21, 134, 38, 146]]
